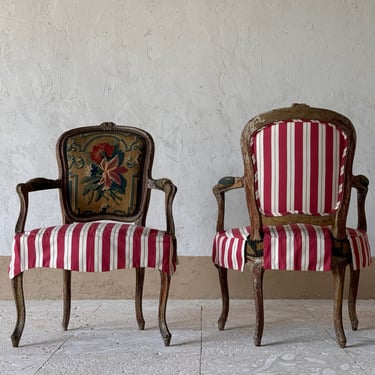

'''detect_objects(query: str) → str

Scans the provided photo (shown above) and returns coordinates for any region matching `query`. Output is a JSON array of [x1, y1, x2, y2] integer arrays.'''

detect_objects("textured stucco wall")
[[1, 0, 374, 257]]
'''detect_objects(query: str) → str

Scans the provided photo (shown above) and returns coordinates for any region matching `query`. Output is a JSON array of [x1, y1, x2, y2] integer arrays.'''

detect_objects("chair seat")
[[9, 222, 176, 279], [212, 224, 371, 272]]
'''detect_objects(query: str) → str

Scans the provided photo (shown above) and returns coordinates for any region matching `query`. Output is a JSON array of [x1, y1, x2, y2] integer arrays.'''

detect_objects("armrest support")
[[15, 178, 62, 233], [213, 176, 244, 232], [351, 174, 369, 231], [148, 178, 177, 234]]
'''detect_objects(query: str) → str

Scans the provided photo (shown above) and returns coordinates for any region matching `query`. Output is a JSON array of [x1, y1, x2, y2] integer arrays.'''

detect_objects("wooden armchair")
[[9, 122, 177, 347], [212, 104, 371, 347]]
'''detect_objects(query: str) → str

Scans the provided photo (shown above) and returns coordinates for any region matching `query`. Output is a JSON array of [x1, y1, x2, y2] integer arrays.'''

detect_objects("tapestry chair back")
[[58, 123, 153, 224]]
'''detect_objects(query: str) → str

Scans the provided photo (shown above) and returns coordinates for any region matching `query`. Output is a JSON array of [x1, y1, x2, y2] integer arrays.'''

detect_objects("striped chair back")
[[241, 104, 356, 241], [250, 120, 348, 217], [212, 104, 370, 349]]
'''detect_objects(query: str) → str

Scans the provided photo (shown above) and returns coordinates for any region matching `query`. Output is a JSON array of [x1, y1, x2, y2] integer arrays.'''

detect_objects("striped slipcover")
[[251, 120, 347, 216], [213, 120, 371, 272], [212, 225, 371, 272], [9, 222, 176, 279]]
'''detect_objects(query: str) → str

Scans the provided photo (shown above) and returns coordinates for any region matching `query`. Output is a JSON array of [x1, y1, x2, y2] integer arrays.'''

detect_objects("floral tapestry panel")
[[64, 132, 146, 217]]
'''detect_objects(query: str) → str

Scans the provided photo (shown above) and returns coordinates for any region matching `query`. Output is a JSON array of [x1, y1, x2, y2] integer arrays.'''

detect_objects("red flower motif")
[[90, 143, 114, 164], [99, 154, 128, 190]]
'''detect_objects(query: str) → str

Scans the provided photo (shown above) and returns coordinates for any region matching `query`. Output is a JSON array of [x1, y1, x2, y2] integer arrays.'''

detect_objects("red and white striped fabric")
[[9, 222, 176, 279], [263, 224, 331, 271], [347, 227, 372, 270], [212, 227, 249, 271], [251, 120, 348, 216], [212, 225, 371, 272]]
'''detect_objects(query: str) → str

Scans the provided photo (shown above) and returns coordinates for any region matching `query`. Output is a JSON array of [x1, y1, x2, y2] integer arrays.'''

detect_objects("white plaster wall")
[[1, 0, 374, 256]]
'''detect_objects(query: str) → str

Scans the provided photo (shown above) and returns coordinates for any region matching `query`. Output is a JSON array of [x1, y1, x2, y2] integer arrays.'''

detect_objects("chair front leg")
[[251, 260, 264, 346], [216, 265, 229, 330], [62, 270, 71, 331], [11, 273, 25, 347], [135, 267, 145, 330], [331, 257, 347, 348], [348, 265, 360, 331], [158, 270, 171, 346]]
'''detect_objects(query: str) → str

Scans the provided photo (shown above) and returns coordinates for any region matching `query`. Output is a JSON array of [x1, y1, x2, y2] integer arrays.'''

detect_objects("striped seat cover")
[[9, 222, 176, 279], [212, 225, 371, 272]]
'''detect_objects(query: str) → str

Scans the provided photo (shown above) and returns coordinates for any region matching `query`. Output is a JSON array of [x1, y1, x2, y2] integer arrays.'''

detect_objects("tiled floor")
[[0, 299, 374, 374]]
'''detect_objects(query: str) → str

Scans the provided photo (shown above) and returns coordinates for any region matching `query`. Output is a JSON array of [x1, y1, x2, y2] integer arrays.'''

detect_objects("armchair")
[[9, 122, 177, 347], [212, 104, 371, 347]]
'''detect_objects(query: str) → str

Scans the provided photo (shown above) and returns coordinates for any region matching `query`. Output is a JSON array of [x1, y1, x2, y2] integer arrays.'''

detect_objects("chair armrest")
[[213, 176, 244, 232], [148, 178, 177, 234], [15, 178, 62, 233], [351, 174, 369, 231]]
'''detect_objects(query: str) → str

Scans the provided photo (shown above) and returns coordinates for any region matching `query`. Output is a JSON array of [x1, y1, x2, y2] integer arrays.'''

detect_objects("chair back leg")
[[348, 266, 360, 331]]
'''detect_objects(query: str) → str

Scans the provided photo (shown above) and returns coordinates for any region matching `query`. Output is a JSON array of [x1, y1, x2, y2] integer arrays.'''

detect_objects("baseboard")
[[1, 255, 374, 299]]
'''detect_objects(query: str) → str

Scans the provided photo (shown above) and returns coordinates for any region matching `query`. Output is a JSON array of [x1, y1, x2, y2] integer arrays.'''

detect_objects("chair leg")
[[331, 257, 347, 348], [217, 266, 229, 330], [251, 260, 264, 346], [135, 267, 145, 330], [11, 273, 25, 347], [158, 270, 171, 346], [348, 265, 360, 331], [62, 270, 71, 331]]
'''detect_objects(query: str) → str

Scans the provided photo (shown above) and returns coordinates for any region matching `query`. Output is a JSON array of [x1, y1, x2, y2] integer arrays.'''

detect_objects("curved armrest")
[[213, 176, 244, 232], [351, 174, 369, 231], [148, 178, 177, 234], [16, 178, 62, 233]]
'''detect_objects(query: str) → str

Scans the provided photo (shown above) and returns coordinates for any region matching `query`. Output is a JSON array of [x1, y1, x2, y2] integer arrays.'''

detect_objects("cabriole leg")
[[62, 270, 71, 331], [159, 271, 171, 346], [331, 257, 347, 348], [135, 267, 145, 330], [217, 265, 229, 330], [11, 273, 25, 347], [251, 260, 264, 347]]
